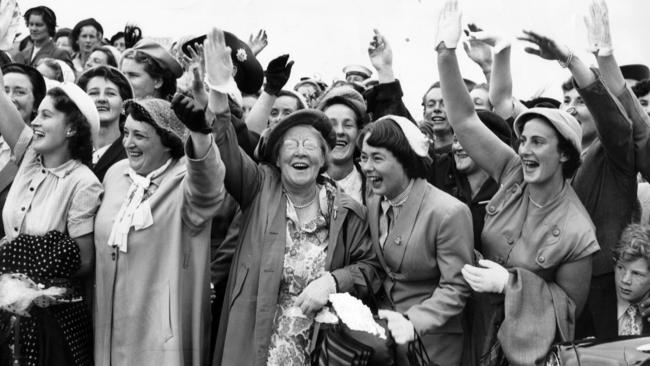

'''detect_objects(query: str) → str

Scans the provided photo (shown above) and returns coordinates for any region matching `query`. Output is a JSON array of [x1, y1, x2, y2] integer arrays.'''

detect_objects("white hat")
[[376, 115, 430, 157], [51, 81, 100, 141]]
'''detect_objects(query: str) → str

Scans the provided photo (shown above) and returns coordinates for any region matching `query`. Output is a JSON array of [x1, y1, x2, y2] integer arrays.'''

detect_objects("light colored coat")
[[211, 117, 382, 366], [94, 142, 225, 366], [367, 178, 473, 366]]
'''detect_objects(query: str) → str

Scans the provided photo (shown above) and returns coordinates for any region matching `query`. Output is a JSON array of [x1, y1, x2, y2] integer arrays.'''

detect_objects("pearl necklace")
[[286, 188, 318, 209]]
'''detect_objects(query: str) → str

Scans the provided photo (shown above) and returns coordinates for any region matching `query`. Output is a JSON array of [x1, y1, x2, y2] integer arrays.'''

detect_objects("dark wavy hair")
[[518, 116, 581, 179], [357, 117, 432, 179], [88, 45, 118, 68], [47, 88, 93, 167], [36, 58, 64, 82], [121, 50, 177, 101], [633, 79, 650, 98], [24, 6, 56, 37], [125, 102, 184, 159], [77, 66, 133, 125], [110, 32, 125, 46], [70, 18, 103, 53]]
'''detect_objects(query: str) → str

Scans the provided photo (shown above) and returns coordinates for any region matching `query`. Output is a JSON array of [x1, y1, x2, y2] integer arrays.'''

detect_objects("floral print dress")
[[266, 182, 336, 365]]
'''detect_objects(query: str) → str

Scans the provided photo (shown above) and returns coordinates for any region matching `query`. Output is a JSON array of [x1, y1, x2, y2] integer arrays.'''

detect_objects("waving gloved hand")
[[584, 0, 613, 56], [264, 54, 294, 96], [378, 309, 416, 344], [435, 0, 463, 51], [461, 259, 510, 293], [171, 94, 212, 134]]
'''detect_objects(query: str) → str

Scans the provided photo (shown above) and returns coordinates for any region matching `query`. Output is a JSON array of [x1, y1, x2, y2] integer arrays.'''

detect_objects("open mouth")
[[367, 175, 383, 185], [96, 105, 110, 112], [619, 287, 632, 296], [522, 159, 539, 169], [335, 140, 348, 148], [291, 162, 309, 170], [454, 151, 469, 159], [127, 150, 143, 158], [431, 116, 446, 122], [33, 129, 45, 138]]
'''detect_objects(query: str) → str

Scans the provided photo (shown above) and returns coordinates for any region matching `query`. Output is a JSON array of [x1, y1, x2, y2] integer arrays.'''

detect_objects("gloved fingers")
[[478, 259, 500, 269]]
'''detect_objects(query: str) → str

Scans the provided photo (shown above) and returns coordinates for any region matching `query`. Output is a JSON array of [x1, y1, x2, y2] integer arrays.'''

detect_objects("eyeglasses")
[[281, 138, 320, 153]]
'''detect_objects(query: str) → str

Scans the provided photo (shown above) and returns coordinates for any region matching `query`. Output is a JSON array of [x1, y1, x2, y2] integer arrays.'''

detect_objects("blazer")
[[367, 178, 473, 366], [13, 38, 73, 69], [92, 137, 126, 183]]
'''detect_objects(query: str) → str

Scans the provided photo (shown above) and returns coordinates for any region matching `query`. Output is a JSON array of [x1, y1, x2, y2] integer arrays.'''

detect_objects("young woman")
[[359, 115, 474, 366], [13, 6, 72, 68], [0, 71, 102, 365], [77, 65, 134, 181], [69, 18, 103, 75]]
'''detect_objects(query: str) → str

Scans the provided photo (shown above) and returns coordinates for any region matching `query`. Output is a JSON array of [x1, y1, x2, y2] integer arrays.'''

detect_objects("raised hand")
[[171, 94, 211, 134], [584, 0, 613, 56], [518, 30, 571, 63], [203, 28, 234, 88], [463, 24, 492, 69], [248, 29, 268, 56], [368, 29, 393, 72], [264, 54, 294, 96], [435, 0, 463, 51]]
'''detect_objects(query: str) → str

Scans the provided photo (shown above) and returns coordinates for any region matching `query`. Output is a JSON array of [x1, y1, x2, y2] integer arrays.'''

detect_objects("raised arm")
[[0, 70, 30, 151], [205, 28, 263, 208], [436, 0, 516, 181], [245, 54, 294, 135], [365, 29, 415, 122], [463, 24, 493, 84]]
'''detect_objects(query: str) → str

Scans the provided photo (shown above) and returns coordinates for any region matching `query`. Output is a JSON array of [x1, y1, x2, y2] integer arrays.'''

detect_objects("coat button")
[[506, 237, 514, 245], [395, 237, 402, 246], [41, 169, 46, 174], [552, 228, 560, 236], [20, 207, 25, 211], [13, 227, 17, 232], [487, 206, 496, 214], [29, 187, 34, 192], [538, 255, 546, 263]]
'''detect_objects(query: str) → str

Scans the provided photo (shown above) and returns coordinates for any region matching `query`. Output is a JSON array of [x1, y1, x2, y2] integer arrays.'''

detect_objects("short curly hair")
[[614, 224, 650, 265], [47, 88, 93, 167], [121, 50, 177, 101], [632, 79, 650, 98]]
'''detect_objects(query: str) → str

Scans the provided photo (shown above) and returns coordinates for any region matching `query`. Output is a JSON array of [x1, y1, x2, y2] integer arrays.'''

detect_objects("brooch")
[[236, 48, 247, 62]]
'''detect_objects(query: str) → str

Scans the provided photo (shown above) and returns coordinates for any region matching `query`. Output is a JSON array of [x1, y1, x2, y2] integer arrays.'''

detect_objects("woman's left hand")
[[461, 259, 510, 293], [171, 94, 212, 134], [518, 30, 571, 62], [377, 309, 415, 344], [295, 273, 336, 315]]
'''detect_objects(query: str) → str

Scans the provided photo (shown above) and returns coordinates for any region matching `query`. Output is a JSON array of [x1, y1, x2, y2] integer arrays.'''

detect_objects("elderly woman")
[[202, 28, 380, 366], [0, 63, 46, 237], [120, 39, 183, 101], [93, 95, 225, 366], [77, 65, 133, 181], [0, 71, 102, 365], [358, 116, 473, 366], [69, 18, 103, 74], [316, 85, 369, 203], [13, 6, 72, 68], [435, 1, 599, 364]]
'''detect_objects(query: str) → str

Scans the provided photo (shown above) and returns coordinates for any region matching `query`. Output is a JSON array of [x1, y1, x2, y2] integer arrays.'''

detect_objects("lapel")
[[258, 185, 286, 306], [383, 179, 427, 271], [94, 138, 126, 176], [0, 162, 18, 193], [325, 196, 345, 270], [367, 194, 380, 247], [29, 39, 55, 64]]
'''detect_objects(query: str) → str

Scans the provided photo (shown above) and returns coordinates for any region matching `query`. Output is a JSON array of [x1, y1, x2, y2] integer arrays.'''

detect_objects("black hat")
[[477, 110, 512, 146], [1, 63, 47, 109], [70, 18, 104, 53], [181, 32, 263, 94], [521, 97, 561, 109], [263, 109, 336, 164], [621, 64, 650, 82]]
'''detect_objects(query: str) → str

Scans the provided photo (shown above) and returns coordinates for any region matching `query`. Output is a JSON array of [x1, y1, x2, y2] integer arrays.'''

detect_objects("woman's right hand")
[[203, 27, 234, 88], [518, 30, 572, 63], [377, 309, 415, 344]]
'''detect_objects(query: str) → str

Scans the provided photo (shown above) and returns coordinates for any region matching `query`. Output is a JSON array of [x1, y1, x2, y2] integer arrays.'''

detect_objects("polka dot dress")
[[0, 231, 91, 366]]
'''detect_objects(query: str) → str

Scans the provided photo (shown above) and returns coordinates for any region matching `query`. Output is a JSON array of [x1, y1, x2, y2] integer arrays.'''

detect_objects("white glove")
[[461, 259, 510, 293], [378, 309, 415, 344], [203, 27, 235, 88], [584, 0, 613, 56], [435, 0, 463, 51]]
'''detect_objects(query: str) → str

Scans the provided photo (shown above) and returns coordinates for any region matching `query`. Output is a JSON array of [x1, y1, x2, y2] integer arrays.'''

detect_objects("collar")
[[36, 155, 80, 178], [384, 179, 414, 207], [617, 293, 650, 319], [0, 136, 9, 152]]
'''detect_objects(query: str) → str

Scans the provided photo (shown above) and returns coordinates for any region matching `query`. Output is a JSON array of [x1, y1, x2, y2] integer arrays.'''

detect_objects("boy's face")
[[615, 258, 650, 303]]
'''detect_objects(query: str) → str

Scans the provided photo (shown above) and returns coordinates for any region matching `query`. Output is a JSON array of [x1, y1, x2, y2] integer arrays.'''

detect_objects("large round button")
[[506, 237, 514, 245], [487, 206, 496, 214], [538, 255, 546, 263], [552, 228, 560, 236]]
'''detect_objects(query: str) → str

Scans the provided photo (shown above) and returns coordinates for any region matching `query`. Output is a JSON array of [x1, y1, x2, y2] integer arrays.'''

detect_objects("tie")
[[621, 304, 641, 335], [379, 200, 392, 248]]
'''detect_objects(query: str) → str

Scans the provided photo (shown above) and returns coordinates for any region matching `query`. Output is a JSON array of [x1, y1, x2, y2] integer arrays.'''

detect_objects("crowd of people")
[[0, 0, 650, 365]]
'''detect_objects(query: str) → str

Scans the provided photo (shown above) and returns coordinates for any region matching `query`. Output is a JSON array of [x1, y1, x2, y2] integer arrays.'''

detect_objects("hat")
[[124, 98, 188, 142], [520, 97, 561, 109], [263, 109, 336, 164], [181, 32, 263, 94], [513, 107, 582, 155], [376, 115, 429, 157], [1, 63, 46, 108], [477, 110, 512, 145], [621, 64, 650, 82], [294, 78, 323, 92], [316, 85, 369, 127], [342, 64, 372, 80], [130, 39, 184, 78], [70, 18, 104, 53], [54, 82, 100, 140], [76, 65, 134, 101]]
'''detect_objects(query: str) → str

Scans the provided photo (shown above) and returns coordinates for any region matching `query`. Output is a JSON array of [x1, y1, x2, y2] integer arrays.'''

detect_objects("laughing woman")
[[77, 65, 134, 181], [93, 96, 225, 366], [435, 1, 599, 364], [359, 116, 473, 366], [0, 71, 102, 365]]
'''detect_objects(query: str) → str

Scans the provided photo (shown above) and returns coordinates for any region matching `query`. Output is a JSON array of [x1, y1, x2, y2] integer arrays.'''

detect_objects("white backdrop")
[[17, 0, 650, 116]]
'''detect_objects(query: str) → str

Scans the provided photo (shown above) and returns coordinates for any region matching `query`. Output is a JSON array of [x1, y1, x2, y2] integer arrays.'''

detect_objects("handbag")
[[545, 336, 650, 365]]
